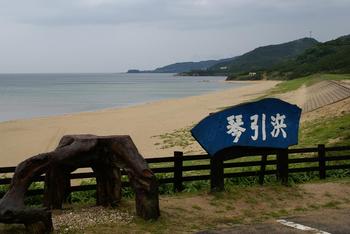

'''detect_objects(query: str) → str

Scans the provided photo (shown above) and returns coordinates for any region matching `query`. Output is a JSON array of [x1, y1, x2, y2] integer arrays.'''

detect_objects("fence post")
[[259, 154, 267, 185], [318, 144, 326, 179], [276, 149, 288, 185], [173, 151, 184, 192], [210, 156, 224, 192]]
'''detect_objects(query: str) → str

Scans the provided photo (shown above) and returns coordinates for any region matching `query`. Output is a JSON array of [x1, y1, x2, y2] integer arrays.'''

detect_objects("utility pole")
[[309, 30, 313, 38]]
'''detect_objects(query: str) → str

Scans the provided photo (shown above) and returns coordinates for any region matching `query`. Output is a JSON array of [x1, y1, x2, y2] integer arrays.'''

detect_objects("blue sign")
[[191, 98, 302, 156]]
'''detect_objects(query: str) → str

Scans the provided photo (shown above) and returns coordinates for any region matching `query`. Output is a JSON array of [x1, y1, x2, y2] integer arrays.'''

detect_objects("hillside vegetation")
[[267, 73, 350, 95], [128, 57, 236, 73], [152, 58, 235, 73], [212, 38, 318, 75], [267, 35, 350, 79], [182, 38, 318, 77], [129, 34, 350, 80]]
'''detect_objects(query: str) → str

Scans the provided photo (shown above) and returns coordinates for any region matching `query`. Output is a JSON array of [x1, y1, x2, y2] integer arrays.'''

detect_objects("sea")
[[0, 73, 246, 122]]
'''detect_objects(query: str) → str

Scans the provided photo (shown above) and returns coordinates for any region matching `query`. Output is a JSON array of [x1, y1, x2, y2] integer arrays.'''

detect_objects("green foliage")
[[226, 72, 263, 81], [71, 179, 96, 204], [183, 181, 210, 193], [225, 177, 260, 187], [266, 73, 350, 96], [153, 126, 197, 154], [153, 59, 233, 73], [156, 173, 175, 195], [154, 34, 349, 79], [212, 37, 318, 76], [269, 34, 350, 79], [288, 172, 319, 184], [122, 187, 134, 198], [0, 180, 45, 207], [299, 114, 350, 147], [0, 183, 9, 197], [24, 182, 44, 207]]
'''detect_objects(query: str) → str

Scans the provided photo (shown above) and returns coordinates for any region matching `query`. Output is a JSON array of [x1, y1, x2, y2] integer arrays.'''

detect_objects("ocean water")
[[0, 73, 245, 122]]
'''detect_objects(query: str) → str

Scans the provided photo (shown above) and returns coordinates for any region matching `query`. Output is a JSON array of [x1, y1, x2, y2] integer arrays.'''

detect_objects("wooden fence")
[[1, 144, 350, 197]]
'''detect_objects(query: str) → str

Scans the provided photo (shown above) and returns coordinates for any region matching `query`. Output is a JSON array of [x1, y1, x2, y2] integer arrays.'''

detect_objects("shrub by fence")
[[1, 144, 350, 198]]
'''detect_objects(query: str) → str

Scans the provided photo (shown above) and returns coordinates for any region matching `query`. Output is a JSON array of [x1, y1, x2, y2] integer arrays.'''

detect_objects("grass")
[[152, 126, 197, 154], [147, 113, 350, 191], [71, 179, 97, 204], [218, 73, 350, 110], [147, 111, 349, 188], [52, 179, 350, 233], [298, 113, 350, 147], [266, 73, 350, 96], [2, 161, 350, 233], [322, 201, 342, 209], [153, 113, 349, 155]]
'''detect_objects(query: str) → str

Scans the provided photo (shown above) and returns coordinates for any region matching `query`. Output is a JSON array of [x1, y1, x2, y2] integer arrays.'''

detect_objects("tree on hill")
[[269, 34, 350, 79], [212, 37, 319, 76]]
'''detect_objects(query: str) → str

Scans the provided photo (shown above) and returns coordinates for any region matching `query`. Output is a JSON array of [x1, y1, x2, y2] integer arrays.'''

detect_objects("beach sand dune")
[[0, 81, 278, 166]]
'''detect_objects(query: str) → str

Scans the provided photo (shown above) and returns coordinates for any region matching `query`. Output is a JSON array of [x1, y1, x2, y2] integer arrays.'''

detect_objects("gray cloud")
[[1, 0, 347, 27], [0, 0, 349, 72]]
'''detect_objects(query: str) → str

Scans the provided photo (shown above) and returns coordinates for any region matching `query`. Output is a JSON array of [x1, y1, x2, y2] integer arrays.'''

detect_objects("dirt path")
[[54, 180, 350, 233], [195, 181, 350, 234], [2, 180, 350, 233], [198, 208, 350, 233]]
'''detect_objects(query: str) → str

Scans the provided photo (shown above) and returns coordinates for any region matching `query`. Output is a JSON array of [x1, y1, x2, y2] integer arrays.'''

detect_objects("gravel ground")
[[53, 206, 134, 232]]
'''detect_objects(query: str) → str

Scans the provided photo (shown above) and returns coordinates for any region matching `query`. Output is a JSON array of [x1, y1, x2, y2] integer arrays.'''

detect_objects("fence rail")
[[1, 144, 350, 197]]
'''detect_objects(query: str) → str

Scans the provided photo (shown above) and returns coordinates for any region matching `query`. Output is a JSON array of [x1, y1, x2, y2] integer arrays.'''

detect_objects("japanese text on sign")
[[226, 113, 287, 143], [190, 98, 302, 155]]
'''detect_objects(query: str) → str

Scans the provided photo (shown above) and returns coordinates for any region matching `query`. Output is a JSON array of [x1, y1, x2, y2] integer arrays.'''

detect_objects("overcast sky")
[[0, 0, 349, 73]]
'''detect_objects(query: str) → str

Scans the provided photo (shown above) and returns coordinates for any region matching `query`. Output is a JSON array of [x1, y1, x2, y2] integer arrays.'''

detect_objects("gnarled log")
[[0, 134, 160, 233]]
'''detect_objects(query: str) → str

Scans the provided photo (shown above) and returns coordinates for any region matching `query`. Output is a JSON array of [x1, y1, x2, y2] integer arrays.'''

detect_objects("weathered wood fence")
[[0, 144, 350, 197]]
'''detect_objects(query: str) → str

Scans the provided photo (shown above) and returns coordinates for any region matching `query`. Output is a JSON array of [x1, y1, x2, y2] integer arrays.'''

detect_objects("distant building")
[[220, 66, 227, 70], [249, 72, 257, 77]]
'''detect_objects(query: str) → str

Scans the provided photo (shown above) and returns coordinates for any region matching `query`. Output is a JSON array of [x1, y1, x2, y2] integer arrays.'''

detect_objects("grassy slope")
[[211, 38, 318, 74], [266, 73, 350, 147], [158, 74, 350, 148], [299, 114, 350, 147], [267, 73, 350, 95], [269, 35, 350, 79]]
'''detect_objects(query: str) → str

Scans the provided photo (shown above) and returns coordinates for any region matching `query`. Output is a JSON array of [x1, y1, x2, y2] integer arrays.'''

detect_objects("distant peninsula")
[[128, 34, 350, 81], [127, 58, 235, 74]]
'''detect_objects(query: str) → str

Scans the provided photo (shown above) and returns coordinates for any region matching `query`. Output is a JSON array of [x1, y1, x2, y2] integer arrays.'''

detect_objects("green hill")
[[212, 38, 319, 76], [268, 34, 350, 79], [127, 58, 236, 74], [152, 58, 235, 73]]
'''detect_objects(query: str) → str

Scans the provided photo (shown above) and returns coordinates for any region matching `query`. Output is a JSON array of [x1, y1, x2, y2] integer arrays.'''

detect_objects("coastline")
[[0, 81, 279, 166], [0, 79, 244, 124], [0, 73, 230, 123]]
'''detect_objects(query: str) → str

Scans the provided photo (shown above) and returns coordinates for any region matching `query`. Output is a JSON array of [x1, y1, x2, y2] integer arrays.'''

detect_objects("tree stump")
[[0, 134, 160, 233]]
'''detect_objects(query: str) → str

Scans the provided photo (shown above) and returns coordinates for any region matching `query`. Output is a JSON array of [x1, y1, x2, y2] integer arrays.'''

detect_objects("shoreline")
[[0, 81, 278, 166], [0, 80, 247, 124], [0, 73, 230, 122]]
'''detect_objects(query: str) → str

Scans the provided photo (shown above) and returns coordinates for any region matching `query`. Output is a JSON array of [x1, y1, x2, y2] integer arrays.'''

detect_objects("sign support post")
[[210, 156, 224, 192], [191, 98, 301, 191], [276, 149, 289, 185]]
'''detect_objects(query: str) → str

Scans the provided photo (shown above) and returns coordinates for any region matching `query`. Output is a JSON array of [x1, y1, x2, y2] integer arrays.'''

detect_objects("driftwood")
[[0, 135, 160, 233]]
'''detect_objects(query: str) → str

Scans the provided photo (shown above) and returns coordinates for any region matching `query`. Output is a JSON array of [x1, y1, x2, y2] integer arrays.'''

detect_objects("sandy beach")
[[0, 81, 278, 166]]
